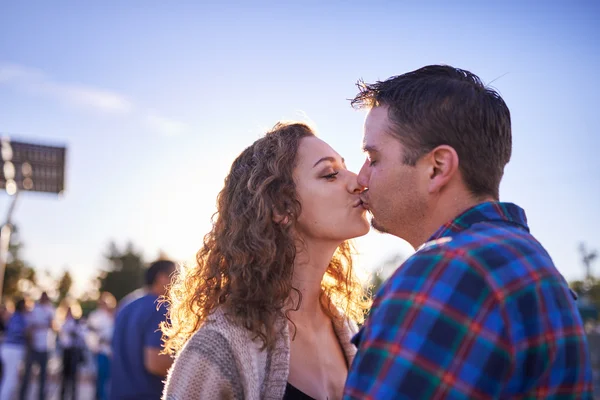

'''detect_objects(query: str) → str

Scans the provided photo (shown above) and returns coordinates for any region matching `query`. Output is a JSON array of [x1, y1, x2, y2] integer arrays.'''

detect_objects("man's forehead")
[[363, 106, 391, 138], [362, 125, 387, 152], [365, 105, 389, 125]]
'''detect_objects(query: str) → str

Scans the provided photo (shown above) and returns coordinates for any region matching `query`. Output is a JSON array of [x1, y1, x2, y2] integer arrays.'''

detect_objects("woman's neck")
[[287, 239, 338, 330]]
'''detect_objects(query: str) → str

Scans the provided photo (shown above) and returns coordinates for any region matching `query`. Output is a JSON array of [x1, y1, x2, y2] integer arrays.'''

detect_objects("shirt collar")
[[428, 201, 529, 241]]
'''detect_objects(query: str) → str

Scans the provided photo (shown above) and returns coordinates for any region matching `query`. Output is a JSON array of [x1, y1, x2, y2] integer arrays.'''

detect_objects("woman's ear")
[[272, 208, 290, 225]]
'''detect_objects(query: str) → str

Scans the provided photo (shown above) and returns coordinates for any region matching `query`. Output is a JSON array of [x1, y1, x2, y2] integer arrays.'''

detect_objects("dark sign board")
[[0, 139, 66, 195]]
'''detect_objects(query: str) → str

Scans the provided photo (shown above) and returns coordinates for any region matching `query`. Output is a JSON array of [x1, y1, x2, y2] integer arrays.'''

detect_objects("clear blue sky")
[[0, 0, 598, 295]]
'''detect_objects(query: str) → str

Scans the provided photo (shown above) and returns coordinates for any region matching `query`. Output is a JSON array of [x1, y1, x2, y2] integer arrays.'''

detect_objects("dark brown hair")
[[162, 122, 370, 354], [351, 64, 512, 199]]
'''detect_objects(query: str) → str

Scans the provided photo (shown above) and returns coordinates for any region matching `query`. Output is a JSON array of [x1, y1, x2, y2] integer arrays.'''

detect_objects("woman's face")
[[292, 136, 370, 243]]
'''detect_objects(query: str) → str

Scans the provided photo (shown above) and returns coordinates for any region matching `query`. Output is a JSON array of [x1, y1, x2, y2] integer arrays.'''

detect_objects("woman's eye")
[[323, 172, 339, 180]]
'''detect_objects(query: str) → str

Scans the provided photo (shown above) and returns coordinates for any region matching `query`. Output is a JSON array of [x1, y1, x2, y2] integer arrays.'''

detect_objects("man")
[[20, 291, 55, 400], [344, 65, 593, 399], [110, 260, 176, 400]]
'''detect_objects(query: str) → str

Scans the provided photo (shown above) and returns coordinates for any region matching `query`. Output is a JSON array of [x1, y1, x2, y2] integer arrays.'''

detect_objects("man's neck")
[[414, 194, 495, 248]]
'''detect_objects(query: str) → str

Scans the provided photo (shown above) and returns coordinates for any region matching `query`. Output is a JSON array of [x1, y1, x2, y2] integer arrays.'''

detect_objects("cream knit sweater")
[[163, 307, 358, 400]]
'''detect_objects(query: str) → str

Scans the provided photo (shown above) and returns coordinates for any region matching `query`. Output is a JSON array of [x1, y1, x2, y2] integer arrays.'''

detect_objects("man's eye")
[[369, 160, 377, 166]]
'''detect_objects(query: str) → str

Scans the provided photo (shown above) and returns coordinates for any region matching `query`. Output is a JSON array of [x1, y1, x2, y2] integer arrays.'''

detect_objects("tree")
[[580, 242, 598, 281], [97, 241, 146, 302], [569, 242, 600, 321], [57, 270, 73, 302], [1, 226, 36, 300]]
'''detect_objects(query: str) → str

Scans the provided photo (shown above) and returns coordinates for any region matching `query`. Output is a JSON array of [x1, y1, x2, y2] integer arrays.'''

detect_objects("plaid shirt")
[[344, 202, 593, 399]]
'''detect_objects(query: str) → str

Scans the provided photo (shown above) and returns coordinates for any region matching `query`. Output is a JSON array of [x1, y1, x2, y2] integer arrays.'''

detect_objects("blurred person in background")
[[58, 302, 86, 400], [87, 292, 116, 400], [0, 299, 30, 400], [20, 291, 55, 400], [109, 260, 175, 400], [0, 303, 8, 384], [162, 122, 371, 399], [114, 288, 146, 316]]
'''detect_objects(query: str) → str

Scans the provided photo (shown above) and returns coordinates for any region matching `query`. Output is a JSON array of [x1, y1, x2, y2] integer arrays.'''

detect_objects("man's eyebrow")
[[313, 156, 345, 168], [362, 145, 379, 153]]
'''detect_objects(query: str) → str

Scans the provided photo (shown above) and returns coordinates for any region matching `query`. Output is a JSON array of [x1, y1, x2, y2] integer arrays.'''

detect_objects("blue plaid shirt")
[[344, 202, 593, 399]]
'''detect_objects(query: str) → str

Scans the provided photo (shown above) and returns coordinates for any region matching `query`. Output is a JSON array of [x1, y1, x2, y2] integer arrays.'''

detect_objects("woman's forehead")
[[296, 136, 343, 168]]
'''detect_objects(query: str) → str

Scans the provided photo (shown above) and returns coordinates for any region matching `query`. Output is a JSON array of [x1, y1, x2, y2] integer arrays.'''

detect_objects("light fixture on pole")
[[0, 137, 67, 300]]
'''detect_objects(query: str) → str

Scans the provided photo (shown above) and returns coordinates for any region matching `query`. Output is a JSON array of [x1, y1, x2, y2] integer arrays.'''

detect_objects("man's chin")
[[370, 217, 388, 234]]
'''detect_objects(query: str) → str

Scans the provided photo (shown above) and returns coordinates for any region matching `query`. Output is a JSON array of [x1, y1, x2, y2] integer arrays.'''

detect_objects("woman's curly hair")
[[161, 122, 371, 354]]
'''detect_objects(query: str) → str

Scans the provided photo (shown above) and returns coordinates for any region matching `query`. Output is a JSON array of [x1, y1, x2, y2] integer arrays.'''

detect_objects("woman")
[[0, 299, 29, 400], [162, 122, 371, 399]]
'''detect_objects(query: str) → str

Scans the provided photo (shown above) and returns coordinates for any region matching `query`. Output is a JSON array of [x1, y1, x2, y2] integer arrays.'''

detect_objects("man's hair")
[[351, 64, 512, 199], [145, 259, 176, 286]]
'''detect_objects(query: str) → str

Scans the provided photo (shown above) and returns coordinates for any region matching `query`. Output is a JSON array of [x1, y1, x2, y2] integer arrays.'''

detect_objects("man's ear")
[[425, 145, 459, 194]]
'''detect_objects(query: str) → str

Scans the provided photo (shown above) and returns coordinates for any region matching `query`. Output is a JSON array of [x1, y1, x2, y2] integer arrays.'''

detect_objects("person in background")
[[59, 303, 86, 400], [20, 291, 55, 400], [87, 292, 116, 400], [109, 260, 175, 400], [0, 299, 30, 400], [0, 303, 8, 384], [115, 288, 146, 316]]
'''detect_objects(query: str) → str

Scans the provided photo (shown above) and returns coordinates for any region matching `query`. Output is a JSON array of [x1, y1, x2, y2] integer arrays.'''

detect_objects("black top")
[[283, 382, 316, 400]]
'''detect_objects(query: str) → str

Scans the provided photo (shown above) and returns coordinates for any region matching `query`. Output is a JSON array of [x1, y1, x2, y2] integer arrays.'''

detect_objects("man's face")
[[357, 106, 428, 246]]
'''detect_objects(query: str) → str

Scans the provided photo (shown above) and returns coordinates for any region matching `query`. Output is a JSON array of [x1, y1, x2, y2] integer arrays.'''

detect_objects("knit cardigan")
[[162, 307, 358, 400]]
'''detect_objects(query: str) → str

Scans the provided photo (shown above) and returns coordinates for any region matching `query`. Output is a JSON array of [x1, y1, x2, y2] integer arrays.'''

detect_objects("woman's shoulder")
[[165, 308, 272, 400], [178, 307, 261, 361]]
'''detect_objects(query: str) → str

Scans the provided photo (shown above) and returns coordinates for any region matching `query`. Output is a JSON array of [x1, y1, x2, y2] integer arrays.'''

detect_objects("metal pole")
[[0, 190, 20, 301]]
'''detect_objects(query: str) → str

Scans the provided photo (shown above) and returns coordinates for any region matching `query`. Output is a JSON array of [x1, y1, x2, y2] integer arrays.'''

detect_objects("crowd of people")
[[0, 64, 595, 399], [0, 290, 113, 399], [0, 259, 175, 400]]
